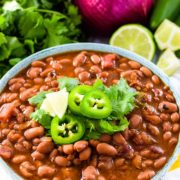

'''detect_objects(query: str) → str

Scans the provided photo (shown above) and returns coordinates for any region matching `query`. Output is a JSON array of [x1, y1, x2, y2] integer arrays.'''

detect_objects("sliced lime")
[[154, 19, 180, 51], [109, 24, 156, 60], [157, 49, 180, 76], [41, 89, 69, 118]]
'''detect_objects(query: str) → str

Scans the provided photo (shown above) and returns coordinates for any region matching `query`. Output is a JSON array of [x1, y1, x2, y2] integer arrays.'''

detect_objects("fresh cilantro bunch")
[[0, 0, 82, 78]]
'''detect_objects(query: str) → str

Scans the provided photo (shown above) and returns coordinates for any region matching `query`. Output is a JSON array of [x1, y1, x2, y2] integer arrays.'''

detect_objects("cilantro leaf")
[[30, 109, 52, 129], [18, 10, 46, 40], [84, 131, 101, 140], [28, 91, 52, 106], [98, 118, 129, 134], [58, 77, 79, 92]]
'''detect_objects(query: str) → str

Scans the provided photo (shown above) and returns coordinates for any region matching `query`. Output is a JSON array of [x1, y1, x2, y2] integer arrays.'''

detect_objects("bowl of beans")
[[0, 43, 179, 180]]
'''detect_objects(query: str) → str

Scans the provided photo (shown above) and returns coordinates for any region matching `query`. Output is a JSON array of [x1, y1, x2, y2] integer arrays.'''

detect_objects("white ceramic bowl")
[[0, 43, 180, 180]]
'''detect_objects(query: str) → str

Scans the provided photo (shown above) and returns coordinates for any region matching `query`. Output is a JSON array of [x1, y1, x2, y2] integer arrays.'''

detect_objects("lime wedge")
[[41, 98, 55, 117], [110, 24, 155, 60], [41, 89, 69, 118], [157, 49, 180, 76], [154, 19, 180, 51]]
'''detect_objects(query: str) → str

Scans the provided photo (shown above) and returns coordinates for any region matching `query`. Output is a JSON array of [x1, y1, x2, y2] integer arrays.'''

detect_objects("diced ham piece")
[[101, 54, 116, 69], [0, 103, 15, 122]]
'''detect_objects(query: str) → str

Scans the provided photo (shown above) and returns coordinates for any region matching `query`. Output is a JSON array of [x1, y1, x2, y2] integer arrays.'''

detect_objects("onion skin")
[[75, 0, 154, 33]]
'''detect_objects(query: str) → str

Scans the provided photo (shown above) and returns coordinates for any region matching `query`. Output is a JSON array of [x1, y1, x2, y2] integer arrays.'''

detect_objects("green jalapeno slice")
[[51, 115, 85, 144], [68, 85, 93, 114], [80, 90, 112, 119]]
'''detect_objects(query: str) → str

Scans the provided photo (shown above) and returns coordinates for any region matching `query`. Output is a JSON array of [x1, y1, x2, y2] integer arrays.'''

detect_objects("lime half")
[[110, 24, 156, 60], [157, 49, 180, 76], [154, 19, 180, 51]]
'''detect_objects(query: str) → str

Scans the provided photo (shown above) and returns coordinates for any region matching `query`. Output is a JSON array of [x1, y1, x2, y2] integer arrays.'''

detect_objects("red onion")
[[75, 0, 154, 33]]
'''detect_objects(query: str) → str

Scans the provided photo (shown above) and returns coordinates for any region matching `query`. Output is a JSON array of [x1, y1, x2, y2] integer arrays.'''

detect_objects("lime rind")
[[157, 49, 180, 76], [110, 24, 156, 61]]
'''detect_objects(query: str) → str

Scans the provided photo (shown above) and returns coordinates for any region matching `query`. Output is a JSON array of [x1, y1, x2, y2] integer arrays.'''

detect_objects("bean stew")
[[0, 51, 179, 180]]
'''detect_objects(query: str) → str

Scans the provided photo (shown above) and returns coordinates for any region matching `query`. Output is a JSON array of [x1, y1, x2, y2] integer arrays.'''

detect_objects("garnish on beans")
[[29, 77, 137, 144]]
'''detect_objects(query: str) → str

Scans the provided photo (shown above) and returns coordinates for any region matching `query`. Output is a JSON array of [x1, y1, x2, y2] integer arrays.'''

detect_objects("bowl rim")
[[0, 42, 180, 180]]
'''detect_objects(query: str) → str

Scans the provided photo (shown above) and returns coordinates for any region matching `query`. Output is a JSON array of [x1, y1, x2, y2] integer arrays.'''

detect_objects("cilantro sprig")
[[29, 77, 137, 141], [0, 0, 82, 78]]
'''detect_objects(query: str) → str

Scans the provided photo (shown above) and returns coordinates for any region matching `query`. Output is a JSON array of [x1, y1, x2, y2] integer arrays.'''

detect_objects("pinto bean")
[[90, 65, 102, 74], [31, 151, 45, 160], [112, 133, 126, 145], [140, 149, 151, 157], [130, 114, 142, 128], [12, 155, 27, 164], [24, 127, 44, 140], [154, 157, 167, 169], [150, 146, 164, 155], [172, 123, 180, 133], [142, 160, 153, 168], [38, 165, 56, 177], [119, 63, 129, 70], [62, 144, 74, 154], [73, 52, 87, 67], [137, 170, 155, 180], [128, 61, 141, 69], [132, 155, 142, 169], [20, 87, 38, 101], [7, 130, 22, 143], [20, 161, 36, 177], [37, 141, 54, 154], [23, 106, 34, 118], [89, 140, 100, 147], [0, 93, 18, 104], [74, 67, 85, 75], [160, 113, 169, 121], [0, 145, 14, 159], [50, 149, 58, 162], [32, 61, 46, 67], [144, 114, 161, 125], [145, 82, 154, 89], [158, 101, 178, 113], [78, 71, 90, 82], [98, 156, 113, 170], [163, 131, 172, 141], [40, 68, 55, 77], [34, 77, 44, 84], [140, 67, 152, 77], [114, 158, 125, 167], [2, 139, 12, 147], [151, 75, 160, 85], [74, 140, 88, 152], [96, 143, 117, 156], [162, 122, 172, 132], [171, 112, 179, 122], [55, 156, 70, 167], [79, 147, 92, 161], [147, 124, 160, 136], [9, 77, 25, 85], [15, 140, 32, 152], [100, 134, 111, 143], [82, 166, 99, 180], [169, 137, 178, 146], [165, 94, 175, 102], [91, 54, 101, 64], [27, 67, 42, 78]]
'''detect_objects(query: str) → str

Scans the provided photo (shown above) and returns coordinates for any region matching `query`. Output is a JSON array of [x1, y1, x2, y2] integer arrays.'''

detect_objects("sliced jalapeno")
[[80, 90, 112, 119], [68, 85, 93, 114], [51, 115, 85, 145]]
